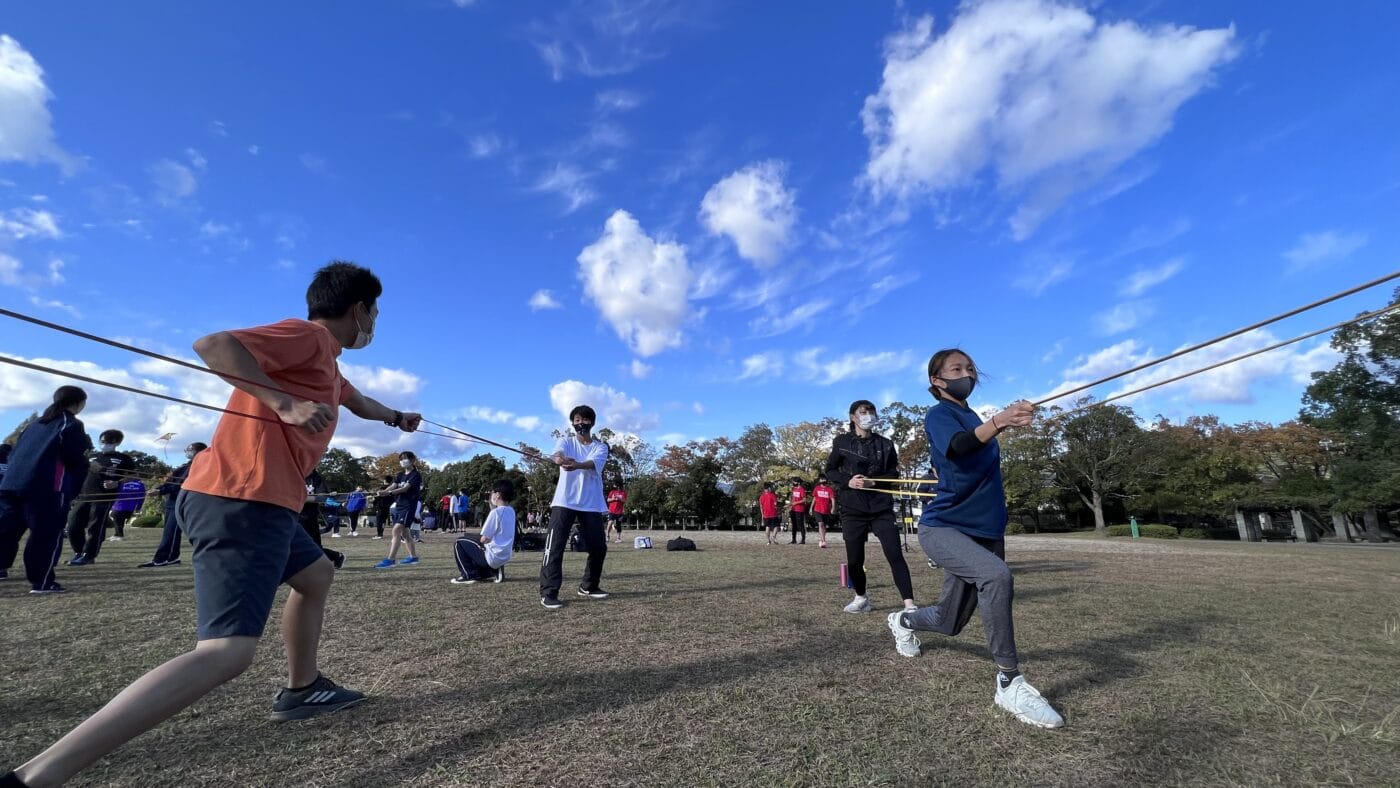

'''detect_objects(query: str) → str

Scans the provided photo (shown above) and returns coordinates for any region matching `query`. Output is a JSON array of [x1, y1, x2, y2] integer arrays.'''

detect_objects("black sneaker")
[[330, 551, 346, 571], [493, 566, 505, 584], [577, 587, 609, 599], [30, 583, 67, 595], [540, 595, 564, 610], [269, 674, 366, 722]]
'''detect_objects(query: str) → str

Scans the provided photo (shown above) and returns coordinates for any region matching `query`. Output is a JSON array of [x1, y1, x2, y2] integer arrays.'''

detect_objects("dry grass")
[[2, 528, 1399, 787]]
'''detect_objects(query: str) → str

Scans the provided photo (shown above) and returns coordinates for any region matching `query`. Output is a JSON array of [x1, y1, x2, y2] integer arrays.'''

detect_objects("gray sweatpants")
[[905, 526, 1018, 669]]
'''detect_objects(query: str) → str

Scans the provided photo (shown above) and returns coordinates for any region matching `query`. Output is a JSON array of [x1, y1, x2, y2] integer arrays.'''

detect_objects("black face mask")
[[939, 376, 976, 401], [574, 422, 594, 435]]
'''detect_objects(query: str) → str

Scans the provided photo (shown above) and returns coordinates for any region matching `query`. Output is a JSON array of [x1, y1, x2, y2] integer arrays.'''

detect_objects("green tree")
[[316, 448, 372, 494], [1300, 293, 1400, 540], [883, 401, 931, 478], [773, 419, 844, 479], [719, 423, 777, 485], [1047, 400, 1157, 534]]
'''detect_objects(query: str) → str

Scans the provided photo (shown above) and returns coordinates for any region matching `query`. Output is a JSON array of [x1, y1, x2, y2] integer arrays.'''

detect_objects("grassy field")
[[2, 527, 1398, 787]]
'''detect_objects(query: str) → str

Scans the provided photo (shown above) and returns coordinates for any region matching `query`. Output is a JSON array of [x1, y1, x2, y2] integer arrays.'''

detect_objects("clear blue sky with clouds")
[[1, 0, 1397, 464]]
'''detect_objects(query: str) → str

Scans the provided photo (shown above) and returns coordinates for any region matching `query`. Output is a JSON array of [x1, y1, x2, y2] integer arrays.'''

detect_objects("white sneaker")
[[843, 595, 872, 613], [331, 533, 342, 538], [886, 610, 921, 658], [994, 675, 1064, 729]]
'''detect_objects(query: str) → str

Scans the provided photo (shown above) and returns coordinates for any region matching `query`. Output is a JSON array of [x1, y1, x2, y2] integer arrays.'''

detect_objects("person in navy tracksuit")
[[139, 442, 207, 568], [0, 386, 91, 593]]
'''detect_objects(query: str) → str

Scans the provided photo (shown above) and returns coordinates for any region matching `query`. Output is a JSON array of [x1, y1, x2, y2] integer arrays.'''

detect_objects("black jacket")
[[80, 449, 136, 498], [823, 431, 899, 515]]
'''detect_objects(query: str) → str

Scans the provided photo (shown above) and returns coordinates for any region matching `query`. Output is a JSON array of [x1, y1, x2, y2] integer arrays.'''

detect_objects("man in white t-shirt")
[[450, 479, 516, 585], [537, 405, 609, 610]]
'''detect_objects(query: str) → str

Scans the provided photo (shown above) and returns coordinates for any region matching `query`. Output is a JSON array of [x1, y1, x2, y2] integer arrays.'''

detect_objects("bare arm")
[[344, 389, 422, 433], [193, 332, 333, 432]]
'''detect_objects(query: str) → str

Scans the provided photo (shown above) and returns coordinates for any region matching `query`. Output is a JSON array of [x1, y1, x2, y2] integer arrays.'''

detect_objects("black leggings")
[[789, 511, 806, 543], [842, 509, 913, 599]]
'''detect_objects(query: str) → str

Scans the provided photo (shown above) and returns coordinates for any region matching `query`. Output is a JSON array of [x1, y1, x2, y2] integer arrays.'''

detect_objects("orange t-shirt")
[[183, 319, 358, 512]]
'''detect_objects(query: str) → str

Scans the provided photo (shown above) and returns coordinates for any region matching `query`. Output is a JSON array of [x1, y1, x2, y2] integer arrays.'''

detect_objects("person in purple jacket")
[[107, 478, 147, 541], [0, 385, 91, 593]]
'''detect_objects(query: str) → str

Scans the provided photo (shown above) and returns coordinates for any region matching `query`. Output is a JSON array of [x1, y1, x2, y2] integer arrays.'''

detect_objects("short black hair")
[[399, 451, 417, 462], [306, 261, 383, 321], [382, 475, 394, 483], [40, 385, 86, 424], [927, 348, 977, 400], [569, 405, 596, 423], [763, 482, 774, 491], [187, 442, 208, 453], [459, 488, 468, 495], [99, 429, 124, 444], [491, 479, 516, 503]]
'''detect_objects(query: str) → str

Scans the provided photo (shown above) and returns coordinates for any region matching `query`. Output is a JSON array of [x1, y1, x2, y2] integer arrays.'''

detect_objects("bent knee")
[[195, 638, 257, 678]]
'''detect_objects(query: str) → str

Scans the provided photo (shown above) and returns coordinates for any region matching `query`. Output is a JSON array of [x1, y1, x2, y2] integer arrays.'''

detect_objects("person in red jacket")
[[811, 475, 836, 549], [788, 477, 809, 545], [605, 487, 627, 543], [758, 482, 780, 545]]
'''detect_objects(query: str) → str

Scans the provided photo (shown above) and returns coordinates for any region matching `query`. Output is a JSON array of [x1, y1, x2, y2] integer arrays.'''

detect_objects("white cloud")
[[793, 347, 917, 385], [699, 160, 797, 266], [1283, 230, 1368, 268], [1063, 339, 1147, 381], [529, 0, 692, 81], [457, 405, 546, 433], [533, 163, 596, 213], [0, 36, 75, 172], [469, 133, 502, 158], [339, 363, 424, 399], [1012, 256, 1074, 296], [529, 289, 562, 311], [749, 299, 832, 337], [595, 89, 643, 112], [548, 379, 659, 433], [0, 251, 65, 289], [1040, 339, 1066, 365], [46, 258, 64, 284], [739, 352, 784, 380], [861, 1, 1237, 238], [1120, 257, 1185, 297], [0, 207, 61, 240], [692, 401, 704, 415], [199, 220, 231, 238], [208, 120, 228, 137], [185, 148, 207, 170], [27, 295, 79, 317], [248, 145, 260, 156], [299, 153, 327, 174], [629, 359, 652, 379], [1105, 331, 1339, 405], [577, 210, 693, 357], [452, 0, 478, 6], [149, 159, 198, 202], [1095, 302, 1153, 335]]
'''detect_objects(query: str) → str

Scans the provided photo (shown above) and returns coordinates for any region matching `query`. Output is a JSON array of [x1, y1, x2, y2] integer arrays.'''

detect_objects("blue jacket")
[[346, 491, 367, 512], [0, 413, 91, 502]]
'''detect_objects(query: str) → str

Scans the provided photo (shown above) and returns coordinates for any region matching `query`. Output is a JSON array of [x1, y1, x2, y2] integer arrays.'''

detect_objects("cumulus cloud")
[[548, 379, 659, 433], [0, 36, 75, 171], [1120, 257, 1185, 297], [577, 210, 693, 357], [861, 0, 1237, 238], [1283, 230, 1368, 268], [529, 289, 562, 311], [700, 160, 798, 265], [0, 207, 61, 240], [0, 251, 65, 289], [629, 359, 652, 379]]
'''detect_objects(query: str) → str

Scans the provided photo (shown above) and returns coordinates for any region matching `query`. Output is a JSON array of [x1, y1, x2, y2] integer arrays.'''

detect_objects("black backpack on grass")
[[666, 537, 697, 551]]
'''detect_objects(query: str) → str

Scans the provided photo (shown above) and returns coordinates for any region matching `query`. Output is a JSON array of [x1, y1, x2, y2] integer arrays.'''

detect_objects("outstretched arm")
[[343, 389, 422, 433]]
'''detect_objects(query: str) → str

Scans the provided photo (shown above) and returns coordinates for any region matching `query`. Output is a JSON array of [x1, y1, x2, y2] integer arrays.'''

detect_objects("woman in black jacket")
[[823, 399, 915, 614], [0, 385, 91, 593]]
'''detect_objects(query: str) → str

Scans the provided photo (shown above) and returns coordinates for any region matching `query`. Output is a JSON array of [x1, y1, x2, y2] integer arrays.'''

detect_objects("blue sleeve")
[[408, 472, 422, 497], [925, 407, 962, 461]]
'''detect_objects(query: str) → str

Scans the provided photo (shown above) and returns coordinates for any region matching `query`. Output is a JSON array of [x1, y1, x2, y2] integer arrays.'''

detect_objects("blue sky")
[[1, 0, 1397, 464]]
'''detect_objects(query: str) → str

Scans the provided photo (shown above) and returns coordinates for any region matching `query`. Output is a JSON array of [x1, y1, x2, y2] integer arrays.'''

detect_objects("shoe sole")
[[541, 599, 563, 609], [995, 697, 1064, 728], [577, 590, 609, 598], [269, 696, 366, 722], [886, 613, 922, 657]]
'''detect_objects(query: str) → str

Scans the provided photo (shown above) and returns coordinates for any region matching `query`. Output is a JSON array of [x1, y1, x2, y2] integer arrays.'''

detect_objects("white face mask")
[[100, 443, 117, 453], [184, 450, 196, 460], [348, 304, 375, 350], [399, 459, 412, 469], [856, 413, 878, 430]]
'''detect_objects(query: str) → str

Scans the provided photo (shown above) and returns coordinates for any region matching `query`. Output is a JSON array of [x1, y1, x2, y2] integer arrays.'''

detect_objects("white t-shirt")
[[550, 436, 609, 512], [481, 506, 516, 568]]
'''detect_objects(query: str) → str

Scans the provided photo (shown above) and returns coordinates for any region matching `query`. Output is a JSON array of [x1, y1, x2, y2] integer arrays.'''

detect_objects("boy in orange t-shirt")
[[5, 262, 423, 788]]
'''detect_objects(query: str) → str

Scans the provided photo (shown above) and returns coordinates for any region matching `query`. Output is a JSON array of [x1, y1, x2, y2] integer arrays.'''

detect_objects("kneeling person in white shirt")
[[451, 480, 516, 585]]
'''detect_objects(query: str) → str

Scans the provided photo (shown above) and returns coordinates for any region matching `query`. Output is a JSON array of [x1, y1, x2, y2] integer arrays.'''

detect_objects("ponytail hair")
[[40, 385, 87, 424]]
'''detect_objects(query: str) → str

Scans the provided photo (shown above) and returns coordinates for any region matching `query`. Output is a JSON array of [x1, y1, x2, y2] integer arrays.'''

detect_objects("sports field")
[[2, 530, 1397, 787]]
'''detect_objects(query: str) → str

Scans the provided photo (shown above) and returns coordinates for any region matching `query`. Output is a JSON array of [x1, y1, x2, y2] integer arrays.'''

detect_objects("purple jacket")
[[110, 479, 147, 513]]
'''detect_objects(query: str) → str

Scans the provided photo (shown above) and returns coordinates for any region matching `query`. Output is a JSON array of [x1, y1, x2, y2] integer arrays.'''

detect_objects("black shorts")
[[762, 517, 780, 528], [608, 513, 623, 523]]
